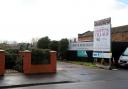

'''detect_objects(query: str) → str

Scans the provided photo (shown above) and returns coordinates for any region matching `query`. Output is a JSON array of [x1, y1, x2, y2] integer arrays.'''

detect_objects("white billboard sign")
[[93, 18, 111, 52], [69, 42, 93, 51]]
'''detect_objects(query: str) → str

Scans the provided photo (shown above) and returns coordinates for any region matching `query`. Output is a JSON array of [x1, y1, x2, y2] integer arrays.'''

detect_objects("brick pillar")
[[50, 51, 57, 73], [19, 50, 31, 74], [0, 50, 5, 75]]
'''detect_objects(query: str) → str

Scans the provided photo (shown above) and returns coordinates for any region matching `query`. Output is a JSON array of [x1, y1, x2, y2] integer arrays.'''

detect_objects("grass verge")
[[65, 61, 97, 68]]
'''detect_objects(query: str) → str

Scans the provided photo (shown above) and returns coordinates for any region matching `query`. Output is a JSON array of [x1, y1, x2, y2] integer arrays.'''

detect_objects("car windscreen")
[[123, 48, 128, 56]]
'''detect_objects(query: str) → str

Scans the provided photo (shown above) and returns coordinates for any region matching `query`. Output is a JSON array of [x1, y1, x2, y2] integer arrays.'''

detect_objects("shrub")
[[59, 38, 69, 60], [5, 54, 17, 69], [31, 49, 50, 64], [6, 48, 19, 54], [5, 48, 23, 72], [14, 55, 23, 72], [5, 49, 19, 69]]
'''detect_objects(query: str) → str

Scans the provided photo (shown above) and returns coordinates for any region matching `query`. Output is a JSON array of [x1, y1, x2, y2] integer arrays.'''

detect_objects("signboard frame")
[[93, 17, 111, 52], [93, 17, 112, 69], [69, 41, 93, 51]]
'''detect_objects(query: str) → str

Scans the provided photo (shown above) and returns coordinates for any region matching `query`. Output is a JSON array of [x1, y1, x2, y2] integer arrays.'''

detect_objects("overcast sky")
[[0, 0, 128, 42]]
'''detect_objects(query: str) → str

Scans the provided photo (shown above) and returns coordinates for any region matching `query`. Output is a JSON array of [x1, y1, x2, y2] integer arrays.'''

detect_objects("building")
[[78, 25, 128, 42], [78, 31, 93, 41]]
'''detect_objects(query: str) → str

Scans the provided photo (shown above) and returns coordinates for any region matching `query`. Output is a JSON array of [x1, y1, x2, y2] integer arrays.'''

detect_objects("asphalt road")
[[10, 62, 128, 89]]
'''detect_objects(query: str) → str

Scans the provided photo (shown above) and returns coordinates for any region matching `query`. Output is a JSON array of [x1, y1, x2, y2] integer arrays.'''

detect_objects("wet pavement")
[[1, 61, 128, 88], [10, 79, 128, 89], [0, 71, 75, 88], [58, 62, 128, 82]]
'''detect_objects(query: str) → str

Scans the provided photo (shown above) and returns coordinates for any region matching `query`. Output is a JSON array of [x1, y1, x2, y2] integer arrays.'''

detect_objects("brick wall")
[[19, 50, 57, 74], [78, 36, 93, 41], [123, 32, 128, 41], [78, 32, 128, 42], [112, 32, 128, 42]]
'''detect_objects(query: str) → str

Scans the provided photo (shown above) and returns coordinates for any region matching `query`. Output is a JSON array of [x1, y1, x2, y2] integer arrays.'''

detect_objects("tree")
[[31, 38, 38, 48], [19, 43, 30, 51], [37, 36, 51, 49], [49, 40, 59, 51], [0, 42, 10, 50], [59, 38, 69, 60]]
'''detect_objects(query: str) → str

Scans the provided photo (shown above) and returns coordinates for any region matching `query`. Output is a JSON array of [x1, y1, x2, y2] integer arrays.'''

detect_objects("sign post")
[[93, 17, 112, 69]]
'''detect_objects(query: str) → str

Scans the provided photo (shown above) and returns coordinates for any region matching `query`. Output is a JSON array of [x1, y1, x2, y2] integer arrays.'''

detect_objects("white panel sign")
[[69, 42, 93, 51], [93, 18, 111, 52], [93, 52, 112, 58]]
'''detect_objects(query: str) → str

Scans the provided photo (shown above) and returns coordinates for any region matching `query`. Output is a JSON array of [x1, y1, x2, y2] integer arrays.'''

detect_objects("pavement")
[[9, 79, 128, 89], [1, 61, 128, 89], [0, 63, 76, 88]]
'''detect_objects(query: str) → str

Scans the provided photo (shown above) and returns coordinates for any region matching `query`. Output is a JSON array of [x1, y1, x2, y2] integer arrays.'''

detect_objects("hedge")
[[5, 49, 19, 69], [31, 49, 50, 64]]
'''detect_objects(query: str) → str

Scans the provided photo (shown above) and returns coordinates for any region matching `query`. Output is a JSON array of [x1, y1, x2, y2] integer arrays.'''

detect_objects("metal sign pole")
[[109, 17, 112, 69]]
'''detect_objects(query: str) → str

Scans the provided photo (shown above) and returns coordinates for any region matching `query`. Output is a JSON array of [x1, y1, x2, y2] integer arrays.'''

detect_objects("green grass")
[[66, 61, 97, 68]]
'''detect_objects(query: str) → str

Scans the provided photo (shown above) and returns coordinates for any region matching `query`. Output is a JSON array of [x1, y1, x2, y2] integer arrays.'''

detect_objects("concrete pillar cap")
[[0, 50, 5, 52], [24, 50, 31, 52], [50, 51, 56, 53], [20, 50, 31, 52]]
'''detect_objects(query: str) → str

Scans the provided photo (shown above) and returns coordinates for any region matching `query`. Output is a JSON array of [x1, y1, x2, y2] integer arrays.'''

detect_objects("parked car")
[[118, 47, 128, 67]]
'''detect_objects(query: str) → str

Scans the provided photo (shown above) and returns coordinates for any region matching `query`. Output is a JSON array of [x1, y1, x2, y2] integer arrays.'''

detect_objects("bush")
[[5, 49, 19, 69], [31, 49, 50, 64], [6, 48, 19, 54], [5, 48, 23, 72], [14, 55, 23, 72], [59, 38, 69, 60], [5, 54, 17, 69]]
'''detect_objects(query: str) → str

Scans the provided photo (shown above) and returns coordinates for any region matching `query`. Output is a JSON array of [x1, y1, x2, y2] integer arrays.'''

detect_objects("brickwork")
[[19, 50, 57, 74], [112, 33, 122, 41], [112, 32, 128, 42], [122, 32, 128, 41], [0, 50, 5, 75], [78, 36, 93, 41], [78, 26, 128, 42], [19, 50, 31, 74]]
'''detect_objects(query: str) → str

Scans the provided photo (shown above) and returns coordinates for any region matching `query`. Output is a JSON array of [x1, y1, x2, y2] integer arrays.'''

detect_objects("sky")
[[0, 0, 128, 43]]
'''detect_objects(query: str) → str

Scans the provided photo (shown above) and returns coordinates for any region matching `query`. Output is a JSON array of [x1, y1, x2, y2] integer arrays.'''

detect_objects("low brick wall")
[[19, 50, 57, 74]]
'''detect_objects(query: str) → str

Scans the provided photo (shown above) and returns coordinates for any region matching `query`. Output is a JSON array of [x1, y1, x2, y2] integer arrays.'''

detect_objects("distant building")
[[78, 31, 93, 42], [69, 38, 78, 43], [78, 25, 128, 42]]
